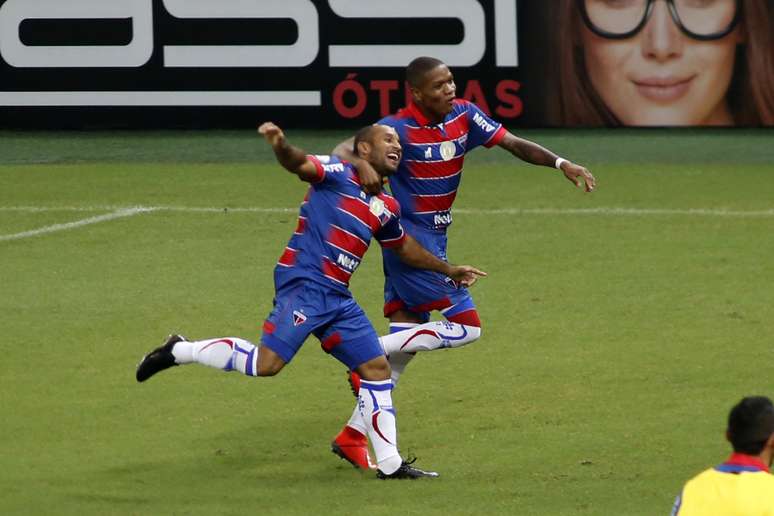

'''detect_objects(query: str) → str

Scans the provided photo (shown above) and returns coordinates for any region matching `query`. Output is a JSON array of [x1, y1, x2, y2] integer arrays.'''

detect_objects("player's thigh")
[[316, 298, 385, 373], [260, 282, 336, 365]]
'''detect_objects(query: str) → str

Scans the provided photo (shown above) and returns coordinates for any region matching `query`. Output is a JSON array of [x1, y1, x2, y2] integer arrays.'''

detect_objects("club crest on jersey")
[[292, 310, 307, 326], [369, 197, 385, 216], [440, 141, 456, 161]]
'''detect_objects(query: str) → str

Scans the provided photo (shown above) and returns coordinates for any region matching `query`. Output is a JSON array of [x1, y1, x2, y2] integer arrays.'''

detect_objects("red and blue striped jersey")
[[379, 99, 506, 233], [274, 154, 406, 294]]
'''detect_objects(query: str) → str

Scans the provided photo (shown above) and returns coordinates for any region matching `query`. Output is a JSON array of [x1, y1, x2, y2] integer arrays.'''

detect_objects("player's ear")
[[766, 432, 774, 450], [410, 86, 422, 104], [356, 140, 372, 159]]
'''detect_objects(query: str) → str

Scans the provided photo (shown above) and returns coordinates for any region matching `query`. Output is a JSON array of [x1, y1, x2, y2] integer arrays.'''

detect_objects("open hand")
[[561, 162, 596, 193]]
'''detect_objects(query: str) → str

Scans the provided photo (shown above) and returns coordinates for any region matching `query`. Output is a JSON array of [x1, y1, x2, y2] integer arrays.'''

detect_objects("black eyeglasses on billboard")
[[579, 0, 741, 41]]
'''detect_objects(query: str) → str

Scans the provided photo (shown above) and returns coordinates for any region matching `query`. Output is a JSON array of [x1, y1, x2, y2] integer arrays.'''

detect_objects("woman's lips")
[[633, 76, 695, 102]]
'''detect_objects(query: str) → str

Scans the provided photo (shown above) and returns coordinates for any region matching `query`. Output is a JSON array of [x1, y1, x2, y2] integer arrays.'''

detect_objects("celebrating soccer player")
[[136, 121, 485, 479], [329, 57, 595, 469]]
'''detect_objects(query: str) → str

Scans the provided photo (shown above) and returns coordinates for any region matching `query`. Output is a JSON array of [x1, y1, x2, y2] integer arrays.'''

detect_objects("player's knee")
[[356, 355, 391, 381], [256, 346, 286, 376]]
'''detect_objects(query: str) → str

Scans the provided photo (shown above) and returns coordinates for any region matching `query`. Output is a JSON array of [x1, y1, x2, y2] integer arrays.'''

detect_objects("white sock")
[[342, 323, 422, 440], [346, 404, 368, 436], [172, 337, 259, 376], [387, 351, 413, 385], [384, 323, 418, 385], [380, 321, 481, 355], [359, 379, 402, 474]]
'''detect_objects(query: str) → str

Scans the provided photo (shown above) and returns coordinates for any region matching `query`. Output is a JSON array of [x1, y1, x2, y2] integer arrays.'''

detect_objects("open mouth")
[[386, 152, 401, 165], [633, 76, 695, 102]]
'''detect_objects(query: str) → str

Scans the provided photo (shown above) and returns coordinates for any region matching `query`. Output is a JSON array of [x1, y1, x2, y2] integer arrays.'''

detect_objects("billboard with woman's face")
[[542, 0, 774, 126], [0, 0, 771, 128]]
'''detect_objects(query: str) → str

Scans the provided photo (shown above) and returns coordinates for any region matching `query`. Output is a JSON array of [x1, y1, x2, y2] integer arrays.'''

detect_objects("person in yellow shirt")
[[672, 396, 774, 515]]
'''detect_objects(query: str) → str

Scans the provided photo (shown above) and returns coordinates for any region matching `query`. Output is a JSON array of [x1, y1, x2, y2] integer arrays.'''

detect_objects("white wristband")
[[555, 157, 568, 170]]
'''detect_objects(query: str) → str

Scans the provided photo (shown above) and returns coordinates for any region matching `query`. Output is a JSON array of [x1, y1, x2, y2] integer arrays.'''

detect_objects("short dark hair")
[[406, 56, 446, 88], [352, 124, 382, 157], [727, 396, 774, 454]]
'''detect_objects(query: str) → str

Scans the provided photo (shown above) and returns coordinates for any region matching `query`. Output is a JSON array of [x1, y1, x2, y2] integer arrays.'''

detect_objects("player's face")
[[581, 1, 741, 126], [366, 125, 402, 176], [413, 65, 457, 120]]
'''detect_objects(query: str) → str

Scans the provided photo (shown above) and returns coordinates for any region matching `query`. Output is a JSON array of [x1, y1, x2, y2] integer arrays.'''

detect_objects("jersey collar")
[[716, 453, 770, 473], [405, 101, 432, 127]]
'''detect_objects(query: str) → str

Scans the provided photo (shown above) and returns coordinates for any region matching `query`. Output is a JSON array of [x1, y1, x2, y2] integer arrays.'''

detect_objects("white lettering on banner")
[[162, 0, 318, 68], [0, 91, 321, 106], [328, 0, 485, 67], [0, 0, 153, 68], [473, 112, 495, 132], [336, 254, 360, 271], [495, 0, 519, 67], [0, 1, 518, 70]]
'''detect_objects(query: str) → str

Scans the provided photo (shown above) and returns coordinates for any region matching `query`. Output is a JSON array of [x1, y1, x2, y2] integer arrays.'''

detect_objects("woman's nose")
[[641, 0, 684, 62]]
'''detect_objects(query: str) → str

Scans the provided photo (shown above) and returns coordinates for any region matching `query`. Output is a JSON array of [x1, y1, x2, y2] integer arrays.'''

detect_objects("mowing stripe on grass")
[[1, 206, 774, 218], [0, 207, 153, 242]]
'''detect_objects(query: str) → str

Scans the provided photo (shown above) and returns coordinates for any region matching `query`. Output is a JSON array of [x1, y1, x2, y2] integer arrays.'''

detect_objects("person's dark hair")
[[352, 124, 382, 156], [548, 0, 774, 126], [727, 396, 774, 455], [406, 56, 446, 88]]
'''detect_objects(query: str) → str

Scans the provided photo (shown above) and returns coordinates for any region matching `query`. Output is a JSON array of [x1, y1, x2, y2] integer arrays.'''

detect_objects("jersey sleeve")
[[463, 100, 507, 150], [306, 154, 350, 188], [305, 155, 327, 183], [374, 196, 406, 249]]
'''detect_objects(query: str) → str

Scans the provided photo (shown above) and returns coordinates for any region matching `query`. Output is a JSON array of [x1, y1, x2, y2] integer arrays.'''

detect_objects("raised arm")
[[258, 122, 320, 182], [498, 131, 596, 192], [392, 234, 486, 288], [332, 135, 383, 195]]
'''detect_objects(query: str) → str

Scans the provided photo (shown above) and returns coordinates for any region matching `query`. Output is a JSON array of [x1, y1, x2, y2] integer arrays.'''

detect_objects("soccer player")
[[671, 396, 774, 515], [329, 56, 596, 469], [135, 122, 486, 479]]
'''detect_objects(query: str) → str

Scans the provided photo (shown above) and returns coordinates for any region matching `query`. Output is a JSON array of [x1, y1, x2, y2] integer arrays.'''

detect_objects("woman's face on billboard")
[[580, 0, 742, 126]]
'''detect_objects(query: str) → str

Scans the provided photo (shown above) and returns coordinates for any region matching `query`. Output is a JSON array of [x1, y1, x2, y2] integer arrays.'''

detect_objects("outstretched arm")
[[391, 234, 486, 288], [259, 122, 320, 181], [332, 136, 383, 195], [498, 131, 596, 192]]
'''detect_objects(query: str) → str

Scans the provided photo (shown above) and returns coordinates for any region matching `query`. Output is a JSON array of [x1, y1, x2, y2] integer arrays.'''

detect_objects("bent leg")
[[380, 319, 481, 355]]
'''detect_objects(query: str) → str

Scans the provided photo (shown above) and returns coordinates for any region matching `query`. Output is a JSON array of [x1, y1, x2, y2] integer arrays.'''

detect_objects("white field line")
[[1, 205, 774, 218], [0, 207, 153, 242]]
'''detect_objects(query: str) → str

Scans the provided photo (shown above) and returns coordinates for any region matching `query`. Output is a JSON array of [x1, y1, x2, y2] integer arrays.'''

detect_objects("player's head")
[[726, 396, 774, 460], [353, 124, 402, 177], [406, 56, 456, 121]]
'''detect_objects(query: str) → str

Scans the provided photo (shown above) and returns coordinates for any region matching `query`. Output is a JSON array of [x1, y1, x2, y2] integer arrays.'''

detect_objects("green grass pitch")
[[1, 129, 773, 515]]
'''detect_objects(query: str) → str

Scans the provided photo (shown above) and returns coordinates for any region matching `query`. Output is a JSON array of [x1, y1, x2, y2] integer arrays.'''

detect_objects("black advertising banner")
[[0, 0, 771, 129]]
